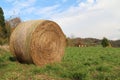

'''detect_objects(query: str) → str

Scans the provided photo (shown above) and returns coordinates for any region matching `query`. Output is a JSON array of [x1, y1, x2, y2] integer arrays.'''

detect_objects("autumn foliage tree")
[[8, 17, 21, 28], [5, 17, 21, 42], [7, 17, 21, 32]]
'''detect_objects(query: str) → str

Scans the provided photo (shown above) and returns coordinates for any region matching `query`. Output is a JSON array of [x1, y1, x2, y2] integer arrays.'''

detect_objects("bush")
[[101, 37, 111, 47]]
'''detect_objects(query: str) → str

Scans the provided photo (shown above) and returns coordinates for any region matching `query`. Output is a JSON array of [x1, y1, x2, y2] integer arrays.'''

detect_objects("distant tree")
[[6, 17, 21, 33], [101, 37, 111, 47], [0, 7, 7, 38], [4, 17, 22, 41], [8, 17, 21, 28], [66, 38, 74, 46]]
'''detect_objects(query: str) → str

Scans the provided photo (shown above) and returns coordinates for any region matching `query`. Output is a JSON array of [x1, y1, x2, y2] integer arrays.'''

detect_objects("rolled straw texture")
[[10, 20, 66, 66]]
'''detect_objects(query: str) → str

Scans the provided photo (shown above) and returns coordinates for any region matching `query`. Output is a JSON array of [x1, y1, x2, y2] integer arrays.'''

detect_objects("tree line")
[[66, 37, 119, 48], [0, 7, 21, 45]]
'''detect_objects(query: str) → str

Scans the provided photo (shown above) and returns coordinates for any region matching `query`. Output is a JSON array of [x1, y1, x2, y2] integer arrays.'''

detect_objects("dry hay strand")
[[10, 20, 66, 66], [0, 45, 9, 51]]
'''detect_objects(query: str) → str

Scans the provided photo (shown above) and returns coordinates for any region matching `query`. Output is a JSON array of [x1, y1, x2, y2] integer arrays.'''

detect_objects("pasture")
[[0, 47, 120, 80]]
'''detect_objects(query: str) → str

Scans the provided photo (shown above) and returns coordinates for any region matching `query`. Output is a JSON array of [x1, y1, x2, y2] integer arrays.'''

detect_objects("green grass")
[[0, 47, 120, 80]]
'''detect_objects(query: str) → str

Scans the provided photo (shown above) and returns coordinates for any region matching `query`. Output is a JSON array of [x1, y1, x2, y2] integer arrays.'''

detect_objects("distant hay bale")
[[10, 20, 66, 66]]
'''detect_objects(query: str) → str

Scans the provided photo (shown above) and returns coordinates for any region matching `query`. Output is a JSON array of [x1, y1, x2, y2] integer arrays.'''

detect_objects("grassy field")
[[0, 47, 120, 80]]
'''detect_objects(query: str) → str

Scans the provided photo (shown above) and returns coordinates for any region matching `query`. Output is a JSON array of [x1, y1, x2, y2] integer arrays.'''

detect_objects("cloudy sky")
[[0, 0, 120, 40]]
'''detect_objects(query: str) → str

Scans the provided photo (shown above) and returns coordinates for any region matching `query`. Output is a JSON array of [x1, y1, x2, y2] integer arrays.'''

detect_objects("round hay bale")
[[10, 20, 66, 66]]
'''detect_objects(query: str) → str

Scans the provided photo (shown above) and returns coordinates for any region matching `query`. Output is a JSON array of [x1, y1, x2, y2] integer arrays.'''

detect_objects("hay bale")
[[10, 20, 66, 66]]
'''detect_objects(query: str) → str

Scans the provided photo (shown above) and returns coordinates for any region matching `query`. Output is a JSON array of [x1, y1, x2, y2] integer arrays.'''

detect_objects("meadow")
[[0, 47, 120, 80]]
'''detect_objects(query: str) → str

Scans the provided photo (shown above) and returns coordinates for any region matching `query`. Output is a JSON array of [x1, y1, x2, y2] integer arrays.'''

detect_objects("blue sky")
[[0, 0, 80, 20], [0, 0, 120, 40]]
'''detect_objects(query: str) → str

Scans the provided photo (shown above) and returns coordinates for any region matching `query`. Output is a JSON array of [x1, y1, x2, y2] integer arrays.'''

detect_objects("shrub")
[[101, 37, 111, 47]]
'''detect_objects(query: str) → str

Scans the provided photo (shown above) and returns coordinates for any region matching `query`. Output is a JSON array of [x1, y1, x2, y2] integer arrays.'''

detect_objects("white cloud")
[[50, 0, 120, 40], [4, 0, 36, 18], [87, 0, 94, 3], [4, 0, 120, 40], [37, 5, 59, 15], [5, 0, 36, 7]]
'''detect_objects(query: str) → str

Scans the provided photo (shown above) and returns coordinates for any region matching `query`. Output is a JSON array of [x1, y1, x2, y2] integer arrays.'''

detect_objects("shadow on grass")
[[9, 56, 34, 65], [9, 57, 17, 62], [71, 72, 87, 80]]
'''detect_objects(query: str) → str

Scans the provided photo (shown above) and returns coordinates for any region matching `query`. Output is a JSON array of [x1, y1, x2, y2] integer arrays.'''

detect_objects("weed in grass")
[[96, 65, 112, 72]]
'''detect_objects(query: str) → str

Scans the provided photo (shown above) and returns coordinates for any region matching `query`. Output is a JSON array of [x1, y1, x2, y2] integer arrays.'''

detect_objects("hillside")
[[67, 37, 120, 47]]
